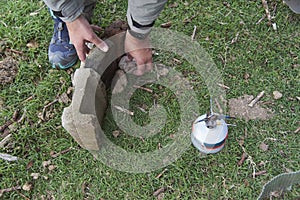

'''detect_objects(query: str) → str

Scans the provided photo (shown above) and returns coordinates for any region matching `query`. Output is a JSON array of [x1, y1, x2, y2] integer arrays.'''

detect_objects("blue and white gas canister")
[[191, 114, 228, 154]]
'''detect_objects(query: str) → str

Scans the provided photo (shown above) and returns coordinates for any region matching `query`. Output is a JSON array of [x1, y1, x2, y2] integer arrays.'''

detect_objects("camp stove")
[[191, 99, 235, 154]]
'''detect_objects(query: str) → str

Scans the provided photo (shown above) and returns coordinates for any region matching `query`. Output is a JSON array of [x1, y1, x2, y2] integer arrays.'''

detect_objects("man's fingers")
[[75, 44, 89, 61], [91, 34, 109, 52], [90, 25, 103, 33]]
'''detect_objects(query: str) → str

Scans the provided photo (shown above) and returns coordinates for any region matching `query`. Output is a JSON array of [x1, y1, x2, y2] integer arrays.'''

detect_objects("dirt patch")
[[0, 56, 18, 85], [228, 94, 274, 121]]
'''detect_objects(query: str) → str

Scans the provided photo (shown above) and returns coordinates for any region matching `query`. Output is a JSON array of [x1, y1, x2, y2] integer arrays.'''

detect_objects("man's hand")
[[66, 15, 109, 62], [125, 30, 153, 76]]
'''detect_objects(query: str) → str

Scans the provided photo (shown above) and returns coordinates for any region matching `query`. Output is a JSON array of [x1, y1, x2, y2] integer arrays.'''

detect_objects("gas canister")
[[191, 100, 235, 154]]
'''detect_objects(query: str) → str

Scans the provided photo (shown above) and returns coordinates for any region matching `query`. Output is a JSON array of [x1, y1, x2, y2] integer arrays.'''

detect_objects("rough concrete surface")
[[62, 33, 126, 150]]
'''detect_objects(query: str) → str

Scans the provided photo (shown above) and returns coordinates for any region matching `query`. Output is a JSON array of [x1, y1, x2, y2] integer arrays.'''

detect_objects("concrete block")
[[62, 32, 126, 150]]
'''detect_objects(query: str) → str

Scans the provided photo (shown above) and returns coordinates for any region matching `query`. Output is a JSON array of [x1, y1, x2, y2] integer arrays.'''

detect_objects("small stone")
[[273, 91, 282, 100]]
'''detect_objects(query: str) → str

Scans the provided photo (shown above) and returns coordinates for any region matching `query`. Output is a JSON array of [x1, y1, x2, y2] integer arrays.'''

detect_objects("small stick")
[[0, 134, 11, 148], [214, 98, 223, 114], [173, 58, 182, 65], [191, 25, 197, 41], [133, 85, 153, 93], [41, 99, 58, 121], [17, 110, 26, 123], [156, 168, 168, 179], [0, 186, 21, 195], [23, 95, 34, 102], [256, 15, 266, 25], [50, 147, 72, 158], [6, 48, 23, 55], [248, 91, 265, 107], [217, 83, 230, 90], [16, 190, 30, 200], [261, 0, 271, 24], [0, 120, 13, 132], [0, 153, 18, 161], [237, 152, 248, 166], [114, 105, 134, 116], [231, 32, 239, 44], [294, 127, 300, 133], [153, 187, 166, 197], [254, 170, 267, 177], [12, 110, 19, 121]]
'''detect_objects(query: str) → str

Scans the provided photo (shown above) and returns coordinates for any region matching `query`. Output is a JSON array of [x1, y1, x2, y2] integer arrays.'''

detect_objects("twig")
[[256, 15, 266, 25], [23, 95, 34, 102], [0, 153, 18, 161], [261, 0, 271, 24], [133, 85, 153, 93], [41, 99, 58, 121], [50, 147, 72, 158], [214, 98, 223, 114], [217, 83, 230, 90], [153, 187, 166, 197], [237, 152, 248, 166], [238, 140, 257, 178], [0, 110, 20, 132], [254, 170, 267, 177], [6, 49, 24, 55], [191, 25, 197, 41], [155, 168, 168, 179], [173, 58, 182, 65], [113, 105, 134, 116], [0, 134, 11, 148], [231, 32, 239, 44], [0, 120, 13, 132], [294, 127, 300, 133], [17, 110, 26, 123], [0, 186, 21, 195], [16, 190, 30, 200], [248, 91, 265, 107], [12, 110, 19, 121]]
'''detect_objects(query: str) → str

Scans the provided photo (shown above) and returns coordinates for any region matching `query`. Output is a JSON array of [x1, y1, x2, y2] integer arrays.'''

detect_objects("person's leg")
[[48, 0, 97, 69], [48, 9, 78, 69]]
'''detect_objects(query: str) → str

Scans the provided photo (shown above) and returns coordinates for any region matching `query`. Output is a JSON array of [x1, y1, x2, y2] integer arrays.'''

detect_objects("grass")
[[0, 0, 299, 199]]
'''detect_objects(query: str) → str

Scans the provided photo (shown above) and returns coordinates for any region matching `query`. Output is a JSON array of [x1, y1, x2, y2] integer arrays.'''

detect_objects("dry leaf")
[[112, 130, 120, 138], [26, 40, 39, 48], [273, 91, 282, 100], [160, 21, 172, 28], [58, 92, 71, 104], [48, 165, 56, 171], [30, 173, 40, 180], [168, 3, 178, 8], [26, 160, 34, 170], [42, 160, 51, 168], [244, 73, 250, 82], [259, 142, 269, 151], [22, 182, 32, 191]]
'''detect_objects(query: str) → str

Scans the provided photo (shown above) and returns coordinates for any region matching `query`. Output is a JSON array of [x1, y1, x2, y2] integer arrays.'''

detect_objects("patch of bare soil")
[[0, 56, 18, 85], [228, 94, 274, 121]]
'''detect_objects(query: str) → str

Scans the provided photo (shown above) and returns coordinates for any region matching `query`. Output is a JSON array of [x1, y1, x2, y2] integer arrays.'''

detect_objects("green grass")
[[1, 0, 300, 199]]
